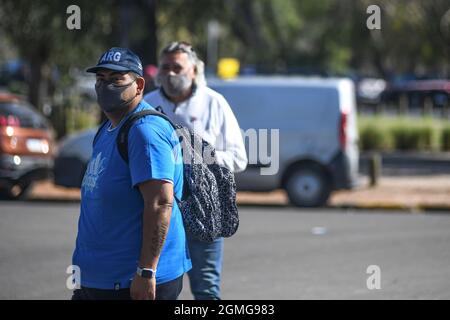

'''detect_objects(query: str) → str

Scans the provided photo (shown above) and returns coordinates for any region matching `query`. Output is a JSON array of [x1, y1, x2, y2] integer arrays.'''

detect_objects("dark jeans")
[[71, 275, 183, 300]]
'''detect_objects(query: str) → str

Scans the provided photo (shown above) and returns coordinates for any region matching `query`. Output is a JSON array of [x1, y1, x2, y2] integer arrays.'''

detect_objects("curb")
[[237, 201, 450, 213], [329, 202, 450, 213]]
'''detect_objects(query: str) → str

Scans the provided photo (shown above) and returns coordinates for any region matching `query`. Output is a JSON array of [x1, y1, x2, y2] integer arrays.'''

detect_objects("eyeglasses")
[[163, 41, 195, 55]]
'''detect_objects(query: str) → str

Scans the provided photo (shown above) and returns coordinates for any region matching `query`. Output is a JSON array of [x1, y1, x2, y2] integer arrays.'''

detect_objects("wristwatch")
[[136, 267, 156, 279]]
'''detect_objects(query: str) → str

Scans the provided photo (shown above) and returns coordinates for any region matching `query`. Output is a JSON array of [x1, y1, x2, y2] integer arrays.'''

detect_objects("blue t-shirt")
[[72, 101, 191, 289]]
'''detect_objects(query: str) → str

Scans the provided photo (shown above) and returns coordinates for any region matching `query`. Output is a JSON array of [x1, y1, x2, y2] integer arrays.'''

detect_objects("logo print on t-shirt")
[[82, 152, 106, 194]]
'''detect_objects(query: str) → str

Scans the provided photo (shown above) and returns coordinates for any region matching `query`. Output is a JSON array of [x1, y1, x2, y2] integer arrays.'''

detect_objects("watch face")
[[141, 269, 154, 278]]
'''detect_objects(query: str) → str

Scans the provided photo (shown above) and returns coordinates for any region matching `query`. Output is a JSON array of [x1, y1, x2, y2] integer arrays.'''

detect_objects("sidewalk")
[[29, 174, 450, 212], [238, 175, 450, 211], [331, 175, 450, 211]]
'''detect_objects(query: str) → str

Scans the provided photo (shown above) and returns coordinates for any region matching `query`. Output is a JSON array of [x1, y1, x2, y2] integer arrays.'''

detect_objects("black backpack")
[[94, 109, 239, 242]]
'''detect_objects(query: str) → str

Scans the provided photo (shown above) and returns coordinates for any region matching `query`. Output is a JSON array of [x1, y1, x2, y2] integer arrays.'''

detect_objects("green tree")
[[0, 0, 118, 110]]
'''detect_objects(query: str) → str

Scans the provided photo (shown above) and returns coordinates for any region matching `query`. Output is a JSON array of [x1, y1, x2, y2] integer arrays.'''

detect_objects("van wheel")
[[285, 164, 331, 207]]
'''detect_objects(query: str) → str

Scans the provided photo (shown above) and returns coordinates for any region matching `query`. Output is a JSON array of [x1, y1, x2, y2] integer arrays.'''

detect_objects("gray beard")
[[162, 75, 192, 98]]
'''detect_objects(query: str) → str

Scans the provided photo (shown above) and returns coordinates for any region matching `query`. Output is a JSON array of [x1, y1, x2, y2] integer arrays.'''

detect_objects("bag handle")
[[116, 109, 177, 164], [115, 108, 183, 205]]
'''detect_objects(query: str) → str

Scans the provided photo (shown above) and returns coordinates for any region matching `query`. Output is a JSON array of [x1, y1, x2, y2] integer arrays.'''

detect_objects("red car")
[[0, 92, 55, 199]]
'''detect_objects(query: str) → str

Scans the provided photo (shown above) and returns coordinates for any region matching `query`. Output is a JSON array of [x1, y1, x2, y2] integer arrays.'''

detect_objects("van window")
[[0, 102, 49, 129]]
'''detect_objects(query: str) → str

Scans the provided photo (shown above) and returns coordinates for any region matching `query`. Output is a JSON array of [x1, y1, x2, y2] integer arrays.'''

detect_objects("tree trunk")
[[27, 44, 49, 111], [28, 57, 43, 110], [135, 0, 158, 67]]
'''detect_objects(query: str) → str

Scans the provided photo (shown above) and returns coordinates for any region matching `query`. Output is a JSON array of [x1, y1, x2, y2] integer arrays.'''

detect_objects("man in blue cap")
[[71, 47, 191, 300]]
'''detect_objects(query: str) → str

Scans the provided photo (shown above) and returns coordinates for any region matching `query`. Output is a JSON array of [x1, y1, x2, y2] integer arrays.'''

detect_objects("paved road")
[[1, 201, 450, 300]]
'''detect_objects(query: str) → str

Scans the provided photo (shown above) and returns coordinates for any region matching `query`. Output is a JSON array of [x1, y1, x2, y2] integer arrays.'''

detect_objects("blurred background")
[[1, 0, 450, 300], [0, 0, 449, 202], [0, 0, 449, 137], [0, 0, 450, 202]]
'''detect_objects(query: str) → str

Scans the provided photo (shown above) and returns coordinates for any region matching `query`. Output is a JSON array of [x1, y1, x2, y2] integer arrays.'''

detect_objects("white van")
[[208, 76, 359, 207]]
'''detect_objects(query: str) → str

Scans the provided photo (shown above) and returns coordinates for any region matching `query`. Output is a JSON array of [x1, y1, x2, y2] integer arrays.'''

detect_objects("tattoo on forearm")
[[150, 221, 169, 258], [141, 202, 173, 264]]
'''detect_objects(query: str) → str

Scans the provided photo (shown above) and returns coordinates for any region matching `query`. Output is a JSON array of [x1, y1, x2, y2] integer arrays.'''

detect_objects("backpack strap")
[[116, 108, 177, 164], [92, 120, 109, 147], [116, 108, 183, 205]]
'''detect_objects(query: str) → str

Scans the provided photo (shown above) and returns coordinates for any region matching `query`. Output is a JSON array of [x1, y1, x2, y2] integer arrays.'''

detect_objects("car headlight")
[[26, 138, 50, 154]]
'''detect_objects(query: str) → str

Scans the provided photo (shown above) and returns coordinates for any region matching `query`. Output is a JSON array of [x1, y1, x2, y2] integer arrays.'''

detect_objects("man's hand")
[[130, 275, 156, 300]]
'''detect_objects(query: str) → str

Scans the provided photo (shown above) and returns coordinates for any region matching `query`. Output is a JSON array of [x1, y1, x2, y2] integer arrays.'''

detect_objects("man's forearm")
[[139, 203, 172, 269]]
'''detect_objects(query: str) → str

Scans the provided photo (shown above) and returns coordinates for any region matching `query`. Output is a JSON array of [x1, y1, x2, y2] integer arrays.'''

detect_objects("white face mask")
[[160, 73, 193, 98]]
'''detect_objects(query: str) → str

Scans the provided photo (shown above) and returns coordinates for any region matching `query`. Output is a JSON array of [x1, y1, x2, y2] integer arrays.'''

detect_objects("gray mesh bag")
[[113, 109, 239, 242]]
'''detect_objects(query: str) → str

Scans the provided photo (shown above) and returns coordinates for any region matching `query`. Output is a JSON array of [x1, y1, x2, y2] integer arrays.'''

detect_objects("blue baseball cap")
[[86, 47, 143, 76]]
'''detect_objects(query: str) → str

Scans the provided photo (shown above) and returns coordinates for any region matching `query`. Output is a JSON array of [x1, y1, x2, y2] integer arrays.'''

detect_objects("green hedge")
[[442, 126, 450, 151], [358, 116, 448, 152], [390, 124, 435, 151], [359, 123, 393, 150]]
